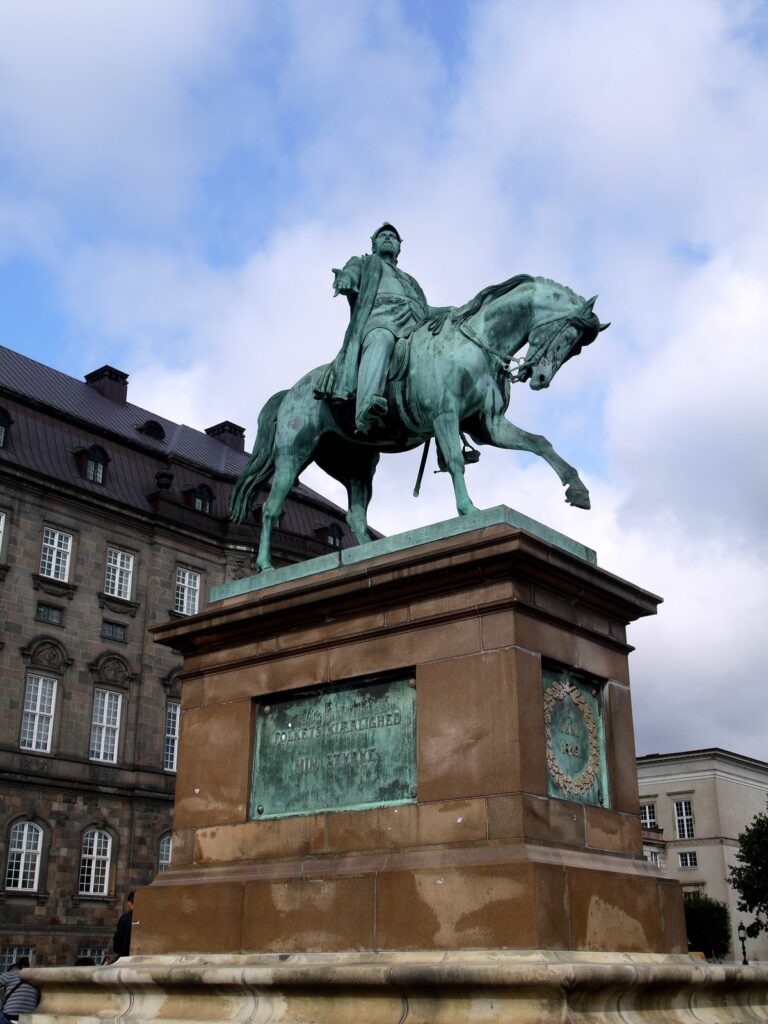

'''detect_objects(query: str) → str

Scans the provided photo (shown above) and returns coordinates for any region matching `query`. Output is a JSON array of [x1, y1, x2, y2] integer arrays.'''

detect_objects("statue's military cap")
[[371, 222, 402, 243]]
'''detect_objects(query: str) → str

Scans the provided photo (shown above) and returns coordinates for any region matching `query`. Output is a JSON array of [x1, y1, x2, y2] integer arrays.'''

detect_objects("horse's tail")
[[229, 389, 288, 524]]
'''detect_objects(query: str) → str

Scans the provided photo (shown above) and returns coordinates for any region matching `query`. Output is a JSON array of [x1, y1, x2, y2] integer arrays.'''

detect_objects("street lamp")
[[737, 922, 749, 966]]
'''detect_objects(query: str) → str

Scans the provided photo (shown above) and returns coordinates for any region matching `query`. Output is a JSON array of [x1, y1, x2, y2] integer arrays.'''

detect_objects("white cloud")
[[1, 0, 766, 758]]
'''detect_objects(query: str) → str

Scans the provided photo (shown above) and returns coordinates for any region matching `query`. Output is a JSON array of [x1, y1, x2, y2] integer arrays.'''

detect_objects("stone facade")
[[0, 345, 354, 967], [637, 748, 768, 963]]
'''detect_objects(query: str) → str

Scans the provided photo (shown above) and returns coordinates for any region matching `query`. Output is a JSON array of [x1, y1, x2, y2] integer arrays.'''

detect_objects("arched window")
[[0, 408, 11, 448], [188, 484, 214, 514], [158, 834, 173, 872], [5, 821, 43, 891], [83, 445, 109, 485], [138, 419, 165, 441], [78, 829, 112, 895]]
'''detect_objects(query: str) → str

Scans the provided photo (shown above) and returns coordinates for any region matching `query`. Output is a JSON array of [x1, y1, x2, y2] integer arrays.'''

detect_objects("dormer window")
[[138, 419, 165, 442], [84, 446, 109, 485], [0, 408, 11, 448], [188, 484, 214, 514], [316, 522, 344, 549]]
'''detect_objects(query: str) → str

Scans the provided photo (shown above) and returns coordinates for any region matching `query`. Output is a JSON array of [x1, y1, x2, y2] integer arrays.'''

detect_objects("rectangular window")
[[174, 567, 200, 615], [678, 851, 698, 869], [39, 527, 72, 582], [0, 424, 5, 448], [0, 946, 35, 971], [674, 799, 695, 839], [20, 675, 57, 752], [89, 689, 122, 763], [104, 547, 134, 600], [0, 510, 5, 553], [646, 850, 660, 867], [640, 803, 657, 829], [36, 603, 64, 626], [76, 946, 107, 964], [86, 459, 105, 483], [101, 620, 126, 642], [164, 701, 180, 772]]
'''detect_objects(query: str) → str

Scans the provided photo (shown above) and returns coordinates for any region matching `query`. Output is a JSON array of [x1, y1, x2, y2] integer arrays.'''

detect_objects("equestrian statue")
[[230, 222, 609, 570]]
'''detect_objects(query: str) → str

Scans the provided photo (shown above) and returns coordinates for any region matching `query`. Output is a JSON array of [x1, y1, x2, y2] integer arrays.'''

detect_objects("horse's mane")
[[460, 274, 585, 322], [459, 274, 534, 320]]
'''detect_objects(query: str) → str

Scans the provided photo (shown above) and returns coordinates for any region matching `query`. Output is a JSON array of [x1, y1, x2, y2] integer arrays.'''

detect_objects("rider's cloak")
[[314, 253, 430, 403]]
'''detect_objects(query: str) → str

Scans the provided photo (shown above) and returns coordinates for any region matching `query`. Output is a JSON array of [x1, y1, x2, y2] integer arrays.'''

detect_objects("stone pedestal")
[[24, 510, 768, 1022], [134, 508, 685, 957]]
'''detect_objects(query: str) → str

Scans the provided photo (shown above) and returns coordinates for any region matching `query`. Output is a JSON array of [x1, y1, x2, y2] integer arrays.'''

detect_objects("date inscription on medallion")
[[543, 666, 610, 808], [250, 675, 416, 819]]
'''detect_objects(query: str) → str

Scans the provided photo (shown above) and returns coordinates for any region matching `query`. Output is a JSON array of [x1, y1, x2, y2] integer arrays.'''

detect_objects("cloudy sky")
[[1, 0, 766, 760]]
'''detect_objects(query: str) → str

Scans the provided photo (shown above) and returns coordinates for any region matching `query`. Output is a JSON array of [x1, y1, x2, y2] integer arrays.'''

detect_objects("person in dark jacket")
[[112, 891, 134, 957], [0, 956, 40, 1021]]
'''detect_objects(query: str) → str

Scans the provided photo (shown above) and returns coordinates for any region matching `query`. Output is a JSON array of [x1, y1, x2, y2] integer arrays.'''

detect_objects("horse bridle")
[[454, 307, 595, 383]]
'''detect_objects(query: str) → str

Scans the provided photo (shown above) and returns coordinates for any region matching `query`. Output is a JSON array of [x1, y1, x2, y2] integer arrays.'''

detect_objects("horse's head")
[[521, 295, 609, 390]]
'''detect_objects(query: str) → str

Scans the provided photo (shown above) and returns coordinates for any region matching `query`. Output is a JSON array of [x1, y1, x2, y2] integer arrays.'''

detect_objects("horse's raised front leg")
[[432, 411, 478, 516], [483, 416, 590, 509]]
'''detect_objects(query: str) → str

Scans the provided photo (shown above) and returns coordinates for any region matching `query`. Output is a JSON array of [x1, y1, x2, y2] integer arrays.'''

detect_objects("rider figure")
[[314, 223, 442, 434]]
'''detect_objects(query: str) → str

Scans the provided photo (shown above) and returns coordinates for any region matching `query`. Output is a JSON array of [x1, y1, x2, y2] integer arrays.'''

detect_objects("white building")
[[637, 748, 768, 962]]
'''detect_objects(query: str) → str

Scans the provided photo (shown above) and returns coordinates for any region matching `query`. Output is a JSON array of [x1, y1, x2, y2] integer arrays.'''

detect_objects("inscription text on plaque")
[[250, 674, 416, 819]]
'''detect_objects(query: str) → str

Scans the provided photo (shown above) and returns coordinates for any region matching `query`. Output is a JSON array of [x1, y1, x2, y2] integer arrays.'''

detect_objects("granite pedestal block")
[[131, 509, 685, 957]]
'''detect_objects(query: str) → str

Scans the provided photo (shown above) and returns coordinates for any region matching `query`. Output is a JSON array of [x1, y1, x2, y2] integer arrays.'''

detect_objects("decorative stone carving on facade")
[[21, 636, 73, 672], [31, 573, 78, 599], [89, 653, 134, 688], [543, 678, 600, 795], [161, 670, 182, 698], [97, 592, 140, 617]]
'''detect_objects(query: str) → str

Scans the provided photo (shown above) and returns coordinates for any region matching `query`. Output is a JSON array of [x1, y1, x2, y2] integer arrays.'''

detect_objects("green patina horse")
[[230, 274, 608, 570]]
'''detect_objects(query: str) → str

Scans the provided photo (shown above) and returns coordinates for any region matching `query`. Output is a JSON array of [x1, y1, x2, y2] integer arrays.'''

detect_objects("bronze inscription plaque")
[[250, 674, 416, 819]]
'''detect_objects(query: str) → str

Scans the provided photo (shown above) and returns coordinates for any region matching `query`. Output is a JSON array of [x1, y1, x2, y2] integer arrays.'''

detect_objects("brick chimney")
[[85, 365, 129, 403], [205, 421, 246, 452]]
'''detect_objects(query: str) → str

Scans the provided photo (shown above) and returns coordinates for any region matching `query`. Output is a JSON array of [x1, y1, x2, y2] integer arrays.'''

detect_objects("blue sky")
[[1, 0, 767, 760]]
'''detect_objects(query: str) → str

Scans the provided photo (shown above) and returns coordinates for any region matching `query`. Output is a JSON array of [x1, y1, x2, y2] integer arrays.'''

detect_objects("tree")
[[729, 809, 768, 938], [684, 893, 731, 959]]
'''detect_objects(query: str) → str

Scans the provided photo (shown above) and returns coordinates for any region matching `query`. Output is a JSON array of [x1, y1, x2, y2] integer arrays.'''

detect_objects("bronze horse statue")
[[230, 274, 608, 569]]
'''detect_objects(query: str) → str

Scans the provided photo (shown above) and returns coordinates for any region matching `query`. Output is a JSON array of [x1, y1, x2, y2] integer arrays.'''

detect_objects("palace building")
[[0, 344, 354, 967]]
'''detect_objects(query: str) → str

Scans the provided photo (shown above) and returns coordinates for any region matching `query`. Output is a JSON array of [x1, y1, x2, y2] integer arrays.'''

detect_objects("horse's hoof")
[[565, 485, 591, 510], [256, 561, 273, 573]]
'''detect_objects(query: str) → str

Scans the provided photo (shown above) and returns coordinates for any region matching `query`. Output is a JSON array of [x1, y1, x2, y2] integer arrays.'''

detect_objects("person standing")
[[0, 956, 40, 1022], [112, 891, 134, 958]]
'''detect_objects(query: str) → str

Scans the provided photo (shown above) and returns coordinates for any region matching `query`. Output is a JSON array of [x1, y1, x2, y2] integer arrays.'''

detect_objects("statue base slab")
[[25, 951, 768, 1023]]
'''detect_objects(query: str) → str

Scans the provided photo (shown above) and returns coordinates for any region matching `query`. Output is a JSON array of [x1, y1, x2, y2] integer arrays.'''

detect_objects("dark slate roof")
[[0, 344, 352, 536]]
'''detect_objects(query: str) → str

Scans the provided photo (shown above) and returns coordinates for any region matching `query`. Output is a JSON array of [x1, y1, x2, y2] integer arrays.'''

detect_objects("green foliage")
[[729, 810, 768, 938], [684, 893, 731, 959]]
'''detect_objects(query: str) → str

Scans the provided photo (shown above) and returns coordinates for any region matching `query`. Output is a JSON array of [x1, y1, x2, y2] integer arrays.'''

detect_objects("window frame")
[[20, 673, 58, 753], [0, 408, 12, 450], [0, 945, 35, 971], [101, 620, 127, 642], [39, 526, 73, 583], [158, 834, 173, 872], [89, 689, 123, 764], [83, 445, 109, 485], [78, 828, 113, 896], [4, 821, 44, 892], [678, 850, 698, 869], [103, 546, 134, 601], [640, 802, 657, 829], [35, 602, 64, 626], [674, 799, 695, 839], [174, 566, 201, 616], [164, 700, 180, 772]]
